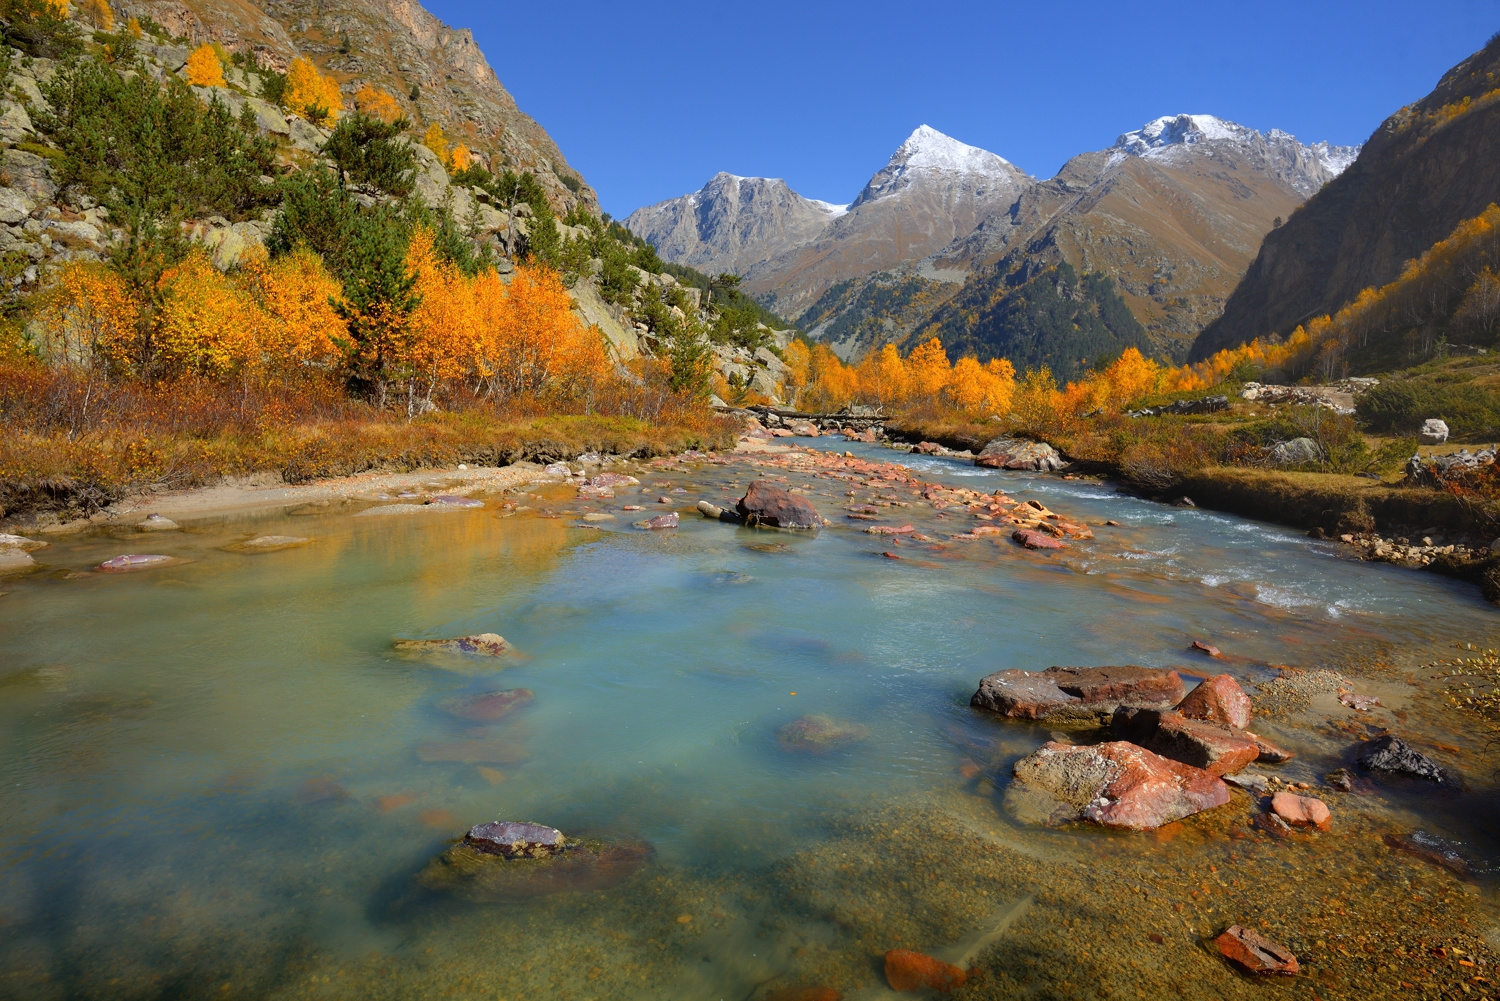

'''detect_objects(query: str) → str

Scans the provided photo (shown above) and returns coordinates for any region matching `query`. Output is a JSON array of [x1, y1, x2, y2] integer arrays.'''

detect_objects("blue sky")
[[424, 0, 1499, 217]]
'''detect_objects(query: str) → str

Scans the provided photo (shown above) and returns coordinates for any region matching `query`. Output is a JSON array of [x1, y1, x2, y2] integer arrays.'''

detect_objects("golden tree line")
[[34, 234, 613, 408]]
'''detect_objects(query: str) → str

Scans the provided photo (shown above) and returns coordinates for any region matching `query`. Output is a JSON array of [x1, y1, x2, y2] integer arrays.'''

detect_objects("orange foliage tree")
[[184, 44, 226, 88], [353, 85, 403, 124], [33, 262, 140, 372], [283, 57, 343, 123], [154, 249, 263, 377], [238, 246, 345, 372]]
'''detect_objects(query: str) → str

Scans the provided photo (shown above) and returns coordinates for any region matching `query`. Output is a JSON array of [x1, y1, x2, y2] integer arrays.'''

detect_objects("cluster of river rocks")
[[1340, 531, 1486, 567]]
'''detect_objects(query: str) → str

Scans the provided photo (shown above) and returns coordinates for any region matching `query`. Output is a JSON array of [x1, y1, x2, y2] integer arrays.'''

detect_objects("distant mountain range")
[[626, 116, 1359, 374]]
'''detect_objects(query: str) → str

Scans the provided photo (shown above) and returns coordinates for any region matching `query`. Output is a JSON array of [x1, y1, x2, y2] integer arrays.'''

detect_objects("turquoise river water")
[[2, 439, 1499, 1001]]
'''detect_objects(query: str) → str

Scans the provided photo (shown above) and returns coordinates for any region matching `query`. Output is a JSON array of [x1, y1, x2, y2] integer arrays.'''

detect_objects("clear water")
[[2, 440, 1497, 1000]]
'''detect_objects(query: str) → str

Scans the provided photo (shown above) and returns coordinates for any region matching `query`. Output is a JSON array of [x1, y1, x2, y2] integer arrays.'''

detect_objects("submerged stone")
[[0, 534, 47, 552], [1271, 791, 1331, 831], [96, 554, 175, 572], [439, 688, 534, 722], [394, 633, 511, 658], [418, 831, 653, 901], [738, 479, 821, 530], [137, 514, 179, 531], [224, 535, 311, 553], [427, 495, 485, 508], [778, 714, 869, 753], [884, 949, 965, 992], [1007, 740, 1230, 830], [1215, 925, 1299, 975], [415, 738, 528, 765], [637, 512, 678, 530], [1357, 735, 1452, 784], [1012, 528, 1065, 550], [0, 548, 35, 573]]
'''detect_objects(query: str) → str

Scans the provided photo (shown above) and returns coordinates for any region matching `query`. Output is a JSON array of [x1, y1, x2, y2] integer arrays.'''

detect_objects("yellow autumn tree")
[[856, 343, 909, 406], [283, 56, 343, 123], [354, 84, 403, 123], [488, 262, 609, 400], [34, 262, 140, 372], [803, 343, 858, 411], [239, 246, 346, 371], [450, 144, 473, 173], [126, 15, 141, 37], [404, 228, 476, 398], [905, 337, 951, 405], [154, 249, 264, 377], [184, 44, 226, 88], [946, 355, 1015, 414], [79, 0, 113, 30], [422, 122, 448, 166], [780, 339, 810, 406]]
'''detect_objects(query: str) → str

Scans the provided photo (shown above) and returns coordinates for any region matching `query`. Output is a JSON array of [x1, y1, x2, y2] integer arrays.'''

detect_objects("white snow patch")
[[808, 199, 850, 217], [895, 123, 1015, 174]]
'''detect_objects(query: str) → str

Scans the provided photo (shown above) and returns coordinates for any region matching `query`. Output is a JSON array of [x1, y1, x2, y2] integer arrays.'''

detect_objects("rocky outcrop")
[[970, 665, 1184, 726], [737, 479, 821, 530], [1192, 35, 1500, 361], [1007, 740, 1230, 830]]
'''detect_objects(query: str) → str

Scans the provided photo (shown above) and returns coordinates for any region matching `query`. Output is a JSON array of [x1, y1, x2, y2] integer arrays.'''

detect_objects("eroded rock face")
[[972, 666, 1184, 726], [1357, 735, 1452, 784], [1006, 740, 1230, 830], [738, 479, 821, 530], [1176, 674, 1252, 730]]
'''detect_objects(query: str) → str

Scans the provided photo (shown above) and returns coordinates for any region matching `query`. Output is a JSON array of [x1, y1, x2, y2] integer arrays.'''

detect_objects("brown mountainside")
[[119, 0, 597, 214], [1190, 34, 1500, 362]]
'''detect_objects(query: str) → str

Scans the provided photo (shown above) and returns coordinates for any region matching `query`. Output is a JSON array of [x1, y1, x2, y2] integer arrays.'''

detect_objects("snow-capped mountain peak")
[[1109, 114, 1361, 194], [856, 125, 1029, 207], [1114, 114, 1251, 156]]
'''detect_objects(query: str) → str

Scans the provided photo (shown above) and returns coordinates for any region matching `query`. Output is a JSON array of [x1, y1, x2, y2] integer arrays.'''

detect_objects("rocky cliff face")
[[117, 0, 596, 214], [624, 173, 844, 277], [1190, 36, 1500, 362]]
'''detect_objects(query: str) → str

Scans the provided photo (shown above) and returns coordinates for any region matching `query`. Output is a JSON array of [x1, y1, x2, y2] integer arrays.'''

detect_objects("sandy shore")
[[28, 462, 554, 533]]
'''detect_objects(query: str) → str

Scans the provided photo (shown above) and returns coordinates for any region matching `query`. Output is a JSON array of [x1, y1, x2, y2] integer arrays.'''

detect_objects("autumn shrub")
[[183, 43, 224, 87], [282, 56, 342, 122]]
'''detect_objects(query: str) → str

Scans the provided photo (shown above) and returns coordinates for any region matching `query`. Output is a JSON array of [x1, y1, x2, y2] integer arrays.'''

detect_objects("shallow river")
[[2, 439, 1499, 1000]]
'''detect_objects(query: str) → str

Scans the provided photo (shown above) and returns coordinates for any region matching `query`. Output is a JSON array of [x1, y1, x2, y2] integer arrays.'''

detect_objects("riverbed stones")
[[96, 554, 176, 572], [738, 479, 821, 530], [1271, 791, 1332, 831], [1215, 925, 1299, 975], [1006, 740, 1230, 829], [975, 438, 1068, 472], [637, 512, 678, 530], [439, 688, 534, 722], [225, 535, 311, 553], [0, 548, 35, 573], [883, 949, 965, 992], [1176, 674, 1252, 730], [1249, 732, 1295, 763], [394, 633, 511, 657], [972, 666, 1185, 726], [419, 830, 653, 901], [778, 714, 869, 753], [464, 821, 567, 859], [1012, 528, 1066, 550], [1143, 713, 1259, 776], [1357, 735, 1452, 783], [0, 534, 47, 552]]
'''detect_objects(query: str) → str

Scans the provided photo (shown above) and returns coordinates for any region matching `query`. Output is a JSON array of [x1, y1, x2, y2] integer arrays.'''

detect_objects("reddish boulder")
[[1190, 640, 1222, 657], [1012, 528, 1065, 550], [883, 950, 966, 993], [973, 666, 1184, 725], [1214, 925, 1299, 975], [1146, 713, 1259, 777], [1176, 674, 1252, 729], [1271, 791, 1331, 831], [1007, 741, 1230, 830], [638, 512, 679, 530], [738, 479, 822, 530]]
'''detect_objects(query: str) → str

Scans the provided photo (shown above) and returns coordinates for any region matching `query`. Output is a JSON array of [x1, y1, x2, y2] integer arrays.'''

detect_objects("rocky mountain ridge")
[[1191, 34, 1500, 362], [629, 116, 1359, 368]]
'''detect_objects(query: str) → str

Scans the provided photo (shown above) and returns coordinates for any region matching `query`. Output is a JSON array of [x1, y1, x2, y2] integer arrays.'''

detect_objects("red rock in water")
[[738, 479, 822, 530], [882, 551, 901, 559], [440, 688, 534, 722], [1176, 673, 1252, 730], [1191, 640, 1222, 658], [1214, 925, 1299, 974], [464, 820, 567, 858], [1008, 740, 1230, 830], [639, 513, 679, 530], [1271, 791, 1331, 830], [864, 524, 915, 535], [1012, 529, 1065, 550], [973, 666, 1184, 723], [884, 950, 966, 992], [1146, 713, 1259, 776]]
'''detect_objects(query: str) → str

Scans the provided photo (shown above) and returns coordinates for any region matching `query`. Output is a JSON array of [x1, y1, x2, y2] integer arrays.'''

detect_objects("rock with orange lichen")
[[884, 949, 966, 992], [1176, 673, 1253, 730], [1007, 740, 1230, 830]]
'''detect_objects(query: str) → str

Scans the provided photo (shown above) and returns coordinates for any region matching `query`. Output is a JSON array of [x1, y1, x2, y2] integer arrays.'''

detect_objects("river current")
[[2, 439, 1497, 1000]]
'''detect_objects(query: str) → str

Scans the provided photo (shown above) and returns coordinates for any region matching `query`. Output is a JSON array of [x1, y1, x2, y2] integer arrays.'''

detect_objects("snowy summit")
[[857, 125, 1028, 205], [1110, 113, 1361, 183]]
